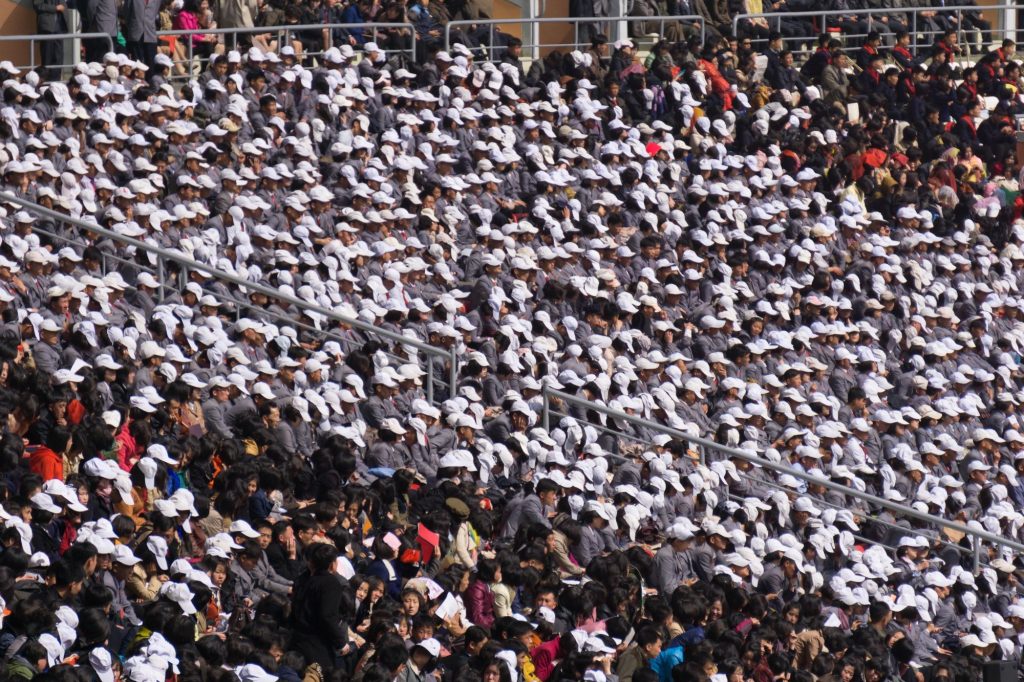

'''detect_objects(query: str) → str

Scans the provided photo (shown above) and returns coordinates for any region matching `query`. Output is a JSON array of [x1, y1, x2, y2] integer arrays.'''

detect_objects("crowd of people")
[[6, 2, 1024, 682]]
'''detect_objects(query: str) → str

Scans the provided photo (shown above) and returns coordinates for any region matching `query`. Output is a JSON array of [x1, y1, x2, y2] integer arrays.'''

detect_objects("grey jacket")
[[121, 0, 160, 42], [34, 0, 68, 34], [85, 0, 118, 36]]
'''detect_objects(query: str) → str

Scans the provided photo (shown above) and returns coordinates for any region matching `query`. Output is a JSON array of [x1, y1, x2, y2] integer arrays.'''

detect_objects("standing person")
[[213, 0, 258, 38], [33, 0, 67, 79], [121, 0, 161, 68], [290, 543, 352, 672], [83, 0, 118, 63]]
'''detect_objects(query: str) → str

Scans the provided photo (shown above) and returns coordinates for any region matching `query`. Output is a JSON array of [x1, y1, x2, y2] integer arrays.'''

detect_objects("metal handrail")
[[723, 474, 972, 556], [1, 195, 459, 402], [157, 21, 416, 78], [542, 387, 1024, 568], [543, 400, 968, 561], [545, 400, 975, 561], [445, 15, 705, 62], [0, 32, 114, 73], [27, 222, 167, 297], [733, 5, 1008, 56]]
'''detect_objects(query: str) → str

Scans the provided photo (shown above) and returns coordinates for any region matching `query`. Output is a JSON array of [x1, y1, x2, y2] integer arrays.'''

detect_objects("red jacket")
[[28, 445, 63, 481], [116, 422, 138, 472], [464, 580, 495, 630]]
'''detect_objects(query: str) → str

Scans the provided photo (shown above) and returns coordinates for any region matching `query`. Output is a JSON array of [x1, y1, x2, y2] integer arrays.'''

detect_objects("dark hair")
[[305, 542, 337, 573], [475, 558, 500, 583], [635, 625, 663, 648], [45, 426, 71, 455], [52, 560, 85, 587]]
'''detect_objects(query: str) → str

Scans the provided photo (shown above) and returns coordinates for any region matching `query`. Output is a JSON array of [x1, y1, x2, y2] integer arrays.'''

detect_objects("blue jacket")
[[650, 646, 685, 682]]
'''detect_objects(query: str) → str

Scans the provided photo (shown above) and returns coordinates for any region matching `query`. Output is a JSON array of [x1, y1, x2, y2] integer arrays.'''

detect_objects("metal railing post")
[[448, 346, 458, 399], [912, 11, 918, 53], [157, 259, 165, 302], [426, 361, 434, 404], [973, 537, 981, 573], [542, 389, 550, 431]]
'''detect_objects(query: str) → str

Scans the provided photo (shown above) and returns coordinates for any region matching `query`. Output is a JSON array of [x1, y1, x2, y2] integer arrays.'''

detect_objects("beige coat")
[[214, 0, 258, 29]]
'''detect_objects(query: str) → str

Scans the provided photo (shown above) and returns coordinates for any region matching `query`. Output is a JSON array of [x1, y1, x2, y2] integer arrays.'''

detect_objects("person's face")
[[641, 639, 663, 659], [264, 406, 281, 427], [297, 527, 315, 546], [370, 584, 384, 602], [403, 593, 421, 615], [536, 592, 557, 610], [355, 581, 369, 602], [247, 479, 258, 495], [211, 564, 228, 586], [112, 561, 132, 581], [708, 600, 723, 622], [483, 664, 502, 682], [258, 527, 272, 549]]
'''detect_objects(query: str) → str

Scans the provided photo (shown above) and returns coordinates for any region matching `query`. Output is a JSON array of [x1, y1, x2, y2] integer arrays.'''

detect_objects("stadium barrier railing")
[[27, 222, 177, 303], [542, 387, 1024, 572], [156, 22, 417, 80], [445, 15, 706, 62], [535, 387, 957, 560], [0, 32, 114, 74], [1, 195, 459, 405], [732, 5, 1013, 58]]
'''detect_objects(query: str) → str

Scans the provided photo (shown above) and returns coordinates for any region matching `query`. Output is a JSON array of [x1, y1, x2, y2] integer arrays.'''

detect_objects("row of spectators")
[[7, 3, 1024, 682]]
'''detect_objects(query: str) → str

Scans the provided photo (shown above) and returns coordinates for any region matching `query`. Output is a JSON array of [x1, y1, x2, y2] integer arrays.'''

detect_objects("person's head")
[[45, 426, 72, 455], [52, 560, 86, 596], [482, 660, 512, 682], [475, 558, 501, 584], [635, 626, 663, 659], [293, 516, 317, 546], [401, 588, 425, 616], [305, 541, 337, 574], [536, 479, 560, 506], [409, 640, 437, 671], [535, 588, 558, 610], [869, 600, 892, 626], [256, 520, 273, 549]]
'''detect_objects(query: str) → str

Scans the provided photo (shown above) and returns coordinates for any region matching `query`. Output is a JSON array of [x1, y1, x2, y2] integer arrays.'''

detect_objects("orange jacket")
[[28, 446, 63, 481]]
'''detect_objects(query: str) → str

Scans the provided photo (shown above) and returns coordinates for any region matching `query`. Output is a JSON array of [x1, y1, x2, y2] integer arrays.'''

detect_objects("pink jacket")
[[173, 11, 207, 46]]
